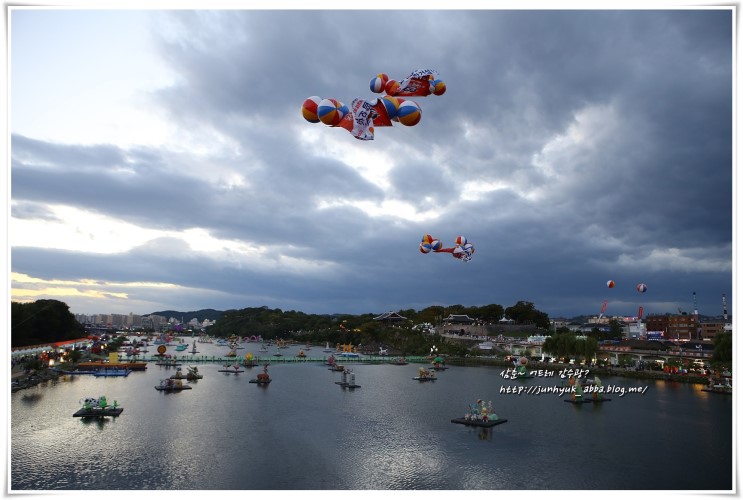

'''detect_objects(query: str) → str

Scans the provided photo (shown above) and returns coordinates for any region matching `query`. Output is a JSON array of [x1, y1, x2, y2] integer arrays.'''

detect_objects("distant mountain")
[[148, 309, 224, 322]]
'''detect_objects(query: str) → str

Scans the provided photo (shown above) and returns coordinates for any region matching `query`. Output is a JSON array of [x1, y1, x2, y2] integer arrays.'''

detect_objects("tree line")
[[11, 300, 86, 348]]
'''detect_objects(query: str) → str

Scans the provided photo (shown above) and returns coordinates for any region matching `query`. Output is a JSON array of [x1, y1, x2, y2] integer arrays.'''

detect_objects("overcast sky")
[[7, 5, 736, 319]]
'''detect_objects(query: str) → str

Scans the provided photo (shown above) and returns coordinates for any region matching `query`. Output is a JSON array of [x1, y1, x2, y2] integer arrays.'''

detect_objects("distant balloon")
[[636, 283, 647, 293], [607, 280, 615, 289]]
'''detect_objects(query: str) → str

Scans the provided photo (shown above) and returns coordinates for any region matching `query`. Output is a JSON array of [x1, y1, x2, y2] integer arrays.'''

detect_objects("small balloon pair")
[[607, 280, 648, 293], [420, 234, 474, 262]]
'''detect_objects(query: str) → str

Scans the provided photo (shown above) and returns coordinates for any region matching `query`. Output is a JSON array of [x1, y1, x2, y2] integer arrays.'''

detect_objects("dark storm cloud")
[[10, 9, 733, 317]]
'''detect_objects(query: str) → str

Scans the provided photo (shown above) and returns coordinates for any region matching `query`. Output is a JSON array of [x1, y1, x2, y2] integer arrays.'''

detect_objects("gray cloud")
[[9, 9, 733, 318]]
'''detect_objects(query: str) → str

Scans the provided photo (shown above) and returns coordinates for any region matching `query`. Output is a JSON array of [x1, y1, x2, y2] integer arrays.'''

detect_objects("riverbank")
[[9, 355, 713, 394], [444, 356, 712, 385], [10, 366, 61, 393]]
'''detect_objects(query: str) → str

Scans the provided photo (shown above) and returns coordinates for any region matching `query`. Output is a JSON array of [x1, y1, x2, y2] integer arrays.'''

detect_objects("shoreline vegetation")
[[10, 355, 711, 394]]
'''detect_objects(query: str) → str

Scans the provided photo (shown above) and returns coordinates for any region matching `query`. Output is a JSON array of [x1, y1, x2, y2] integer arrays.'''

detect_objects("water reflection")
[[79, 417, 114, 430], [10, 351, 734, 491], [20, 393, 43, 405]]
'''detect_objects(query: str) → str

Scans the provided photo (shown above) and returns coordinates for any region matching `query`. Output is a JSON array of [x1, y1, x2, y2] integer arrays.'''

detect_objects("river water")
[[9, 340, 734, 491]]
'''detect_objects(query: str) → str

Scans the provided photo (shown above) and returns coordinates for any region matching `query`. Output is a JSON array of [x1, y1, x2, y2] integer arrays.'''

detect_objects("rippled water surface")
[[10, 343, 733, 491]]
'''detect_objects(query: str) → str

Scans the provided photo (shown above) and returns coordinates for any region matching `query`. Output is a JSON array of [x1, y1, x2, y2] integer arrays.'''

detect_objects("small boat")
[[431, 356, 448, 371], [225, 350, 238, 357], [334, 368, 360, 389], [175, 344, 188, 351], [413, 367, 437, 381], [186, 366, 203, 380], [170, 367, 188, 379], [391, 357, 408, 365], [155, 379, 192, 391], [73, 396, 123, 419], [452, 400, 505, 427], [249, 364, 272, 385], [297, 350, 307, 358], [218, 364, 245, 374], [451, 417, 507, 427]]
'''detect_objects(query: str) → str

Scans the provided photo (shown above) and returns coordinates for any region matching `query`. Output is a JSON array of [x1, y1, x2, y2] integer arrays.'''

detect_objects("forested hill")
[[11, 300, 86, 347], [149, 309, 223, 322]]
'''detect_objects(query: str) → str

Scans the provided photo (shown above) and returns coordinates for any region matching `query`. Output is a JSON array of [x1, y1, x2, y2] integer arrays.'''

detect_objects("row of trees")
[[542, 333, 600, 362], [205, 301, 551, 338]]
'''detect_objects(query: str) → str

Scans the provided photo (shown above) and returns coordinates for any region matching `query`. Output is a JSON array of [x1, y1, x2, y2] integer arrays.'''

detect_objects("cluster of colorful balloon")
[[301, 94, 422, 129], [301, 69, 444, 140], [420, 234, 475, 262], [368, 71, 446, 97]]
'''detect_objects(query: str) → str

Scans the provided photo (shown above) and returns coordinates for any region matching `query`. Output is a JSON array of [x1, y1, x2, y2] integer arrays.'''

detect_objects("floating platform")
[[249, 379, 271, 384], [432, 366, 449, 371], [564, 398, 612, 404], [77, 361, 147, 371], [335, 381, 361, 388], [413, 377, 437, 381], [155, 386, 192, 391], [93, 369, 131, 377], [73, 407, 124, 418], [218, 369, 244, 373], [451, 418, 507, 427], [702, 388, 732, 394], [53, 369, 97, 375]]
